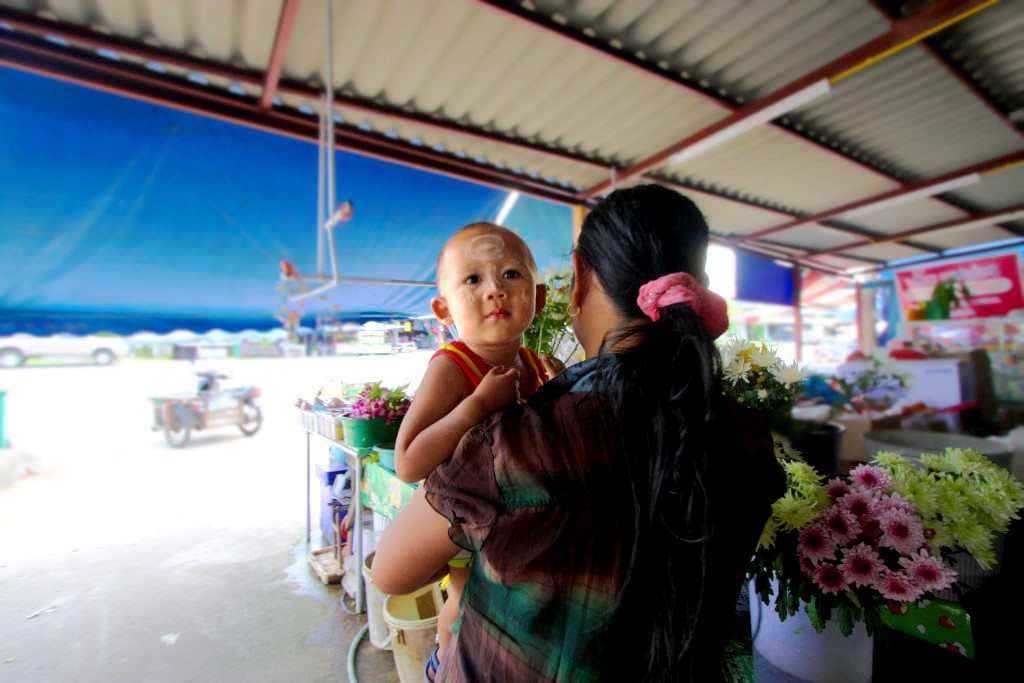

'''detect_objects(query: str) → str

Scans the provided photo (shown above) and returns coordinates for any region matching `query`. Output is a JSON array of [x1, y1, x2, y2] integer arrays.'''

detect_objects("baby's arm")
[[395, 357, 519, 483]]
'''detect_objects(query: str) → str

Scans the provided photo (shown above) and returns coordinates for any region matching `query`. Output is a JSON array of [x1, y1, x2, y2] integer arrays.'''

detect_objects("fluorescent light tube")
[[670, 79, 831, 165]]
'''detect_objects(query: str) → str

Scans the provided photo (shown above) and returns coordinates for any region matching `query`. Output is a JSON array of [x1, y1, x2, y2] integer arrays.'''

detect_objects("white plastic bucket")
[[362, 552, 391, 650], [749, 579, 872, 683], [382, 584, 443, 683]]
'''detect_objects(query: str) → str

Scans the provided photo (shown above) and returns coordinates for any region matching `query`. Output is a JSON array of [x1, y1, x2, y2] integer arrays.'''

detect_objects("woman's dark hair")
[[576, 184, 722, 680]]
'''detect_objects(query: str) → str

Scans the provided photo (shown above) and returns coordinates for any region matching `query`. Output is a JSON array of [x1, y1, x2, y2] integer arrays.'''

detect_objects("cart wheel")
[[239, 403, 262, 436], [164, 423, 191, 448]]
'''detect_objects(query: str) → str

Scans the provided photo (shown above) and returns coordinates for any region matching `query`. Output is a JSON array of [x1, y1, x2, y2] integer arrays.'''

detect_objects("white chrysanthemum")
[[724, 357, 751, 385], [749, 345, 780, 370], [771, 361, 806, 385], [718, 337, 747, 368]]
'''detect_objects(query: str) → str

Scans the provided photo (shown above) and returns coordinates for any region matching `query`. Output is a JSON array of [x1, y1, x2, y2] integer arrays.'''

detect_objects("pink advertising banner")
[[895, 253, 1024, 320]]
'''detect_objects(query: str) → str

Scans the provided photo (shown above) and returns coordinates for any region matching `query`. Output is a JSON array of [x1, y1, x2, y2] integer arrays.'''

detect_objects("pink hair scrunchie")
[[636, 272, 729, 339]]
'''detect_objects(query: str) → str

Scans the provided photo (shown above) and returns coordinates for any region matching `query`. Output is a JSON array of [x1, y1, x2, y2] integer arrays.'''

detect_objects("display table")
[[302, 425, 419, 614], [361, 461, 417, 519]]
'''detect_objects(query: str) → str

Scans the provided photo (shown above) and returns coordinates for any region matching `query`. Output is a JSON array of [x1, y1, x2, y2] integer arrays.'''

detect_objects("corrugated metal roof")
[[922, 223, 1018, 249], [530, 0, 889, 102], [841, 242, 931, 262], [789, 45, 1023, 180], [0, 0, 1020, 275], [283, 0, 729, 167], [769, 224, 863, 251], [684, 190, 794, 237], [951, 164, 1024, 210], [841, 198, 967, 236], [662, 124, 898, 213], [939, 0, 1024, 122]]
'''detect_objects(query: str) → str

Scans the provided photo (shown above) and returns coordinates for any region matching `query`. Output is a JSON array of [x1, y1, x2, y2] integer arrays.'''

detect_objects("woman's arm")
[[373, 487, 459, 595]]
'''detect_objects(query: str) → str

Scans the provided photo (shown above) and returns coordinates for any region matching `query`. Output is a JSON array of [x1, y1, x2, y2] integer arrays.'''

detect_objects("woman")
[[374, 184, 785, 681]]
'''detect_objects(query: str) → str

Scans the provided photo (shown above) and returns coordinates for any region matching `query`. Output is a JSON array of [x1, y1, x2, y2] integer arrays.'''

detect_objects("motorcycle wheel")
[[239, 403, 262, 436], [164, 423, 191, 448]]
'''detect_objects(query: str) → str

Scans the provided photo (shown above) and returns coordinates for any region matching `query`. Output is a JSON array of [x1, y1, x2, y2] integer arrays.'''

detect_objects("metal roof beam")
[[259, 0, 302, 110], [805, 204, 1024, 258], [745, 150, 1024, 241], [580, 0, 996, 198]]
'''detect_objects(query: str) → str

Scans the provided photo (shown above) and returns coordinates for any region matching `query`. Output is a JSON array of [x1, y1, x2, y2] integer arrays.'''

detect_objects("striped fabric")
[[432, 340, 548, 396]]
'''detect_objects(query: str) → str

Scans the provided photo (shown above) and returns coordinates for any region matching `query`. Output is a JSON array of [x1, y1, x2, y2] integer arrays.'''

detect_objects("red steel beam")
[[0, 34, 583, 207], [259, 0, 302, 110], [581, 0, 997, 198], [745, 151, 1024, 240], [804, 204, 1024, 258]]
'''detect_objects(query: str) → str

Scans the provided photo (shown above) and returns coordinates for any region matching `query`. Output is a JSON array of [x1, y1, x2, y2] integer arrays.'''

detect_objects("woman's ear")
[[430, 297, 452, 325], [571, 250, 588, 310]]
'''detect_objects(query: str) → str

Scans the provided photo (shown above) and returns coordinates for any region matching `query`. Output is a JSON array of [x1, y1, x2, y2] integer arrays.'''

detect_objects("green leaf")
[[838, 602, 855, 637], [806, 598, 826, 633]]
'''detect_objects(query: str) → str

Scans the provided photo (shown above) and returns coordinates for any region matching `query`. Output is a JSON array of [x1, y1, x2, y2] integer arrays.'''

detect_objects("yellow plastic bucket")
[[382, 583, 443, 683]]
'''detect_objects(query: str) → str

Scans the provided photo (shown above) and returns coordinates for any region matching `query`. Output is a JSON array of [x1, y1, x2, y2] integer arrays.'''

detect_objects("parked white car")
[[0, 334, 130, 367]]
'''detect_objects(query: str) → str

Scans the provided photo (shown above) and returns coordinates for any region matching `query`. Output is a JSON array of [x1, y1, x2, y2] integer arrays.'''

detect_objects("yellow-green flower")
[[758, 518, 778, 550], [772, 491, 822, 531]]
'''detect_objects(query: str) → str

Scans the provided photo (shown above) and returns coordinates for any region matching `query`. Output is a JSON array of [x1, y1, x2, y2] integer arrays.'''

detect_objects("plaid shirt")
[[426, 359, 783, 682]]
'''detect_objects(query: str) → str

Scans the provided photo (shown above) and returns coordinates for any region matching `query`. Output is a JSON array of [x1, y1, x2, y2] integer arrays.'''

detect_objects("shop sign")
[[895, 253, 1024, 320]]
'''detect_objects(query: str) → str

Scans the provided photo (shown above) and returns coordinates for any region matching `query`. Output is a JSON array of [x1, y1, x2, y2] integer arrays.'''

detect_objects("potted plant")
[[748, 447, 1024, 682], [340, 382, 411, 448], [524, 272, 581, 363]]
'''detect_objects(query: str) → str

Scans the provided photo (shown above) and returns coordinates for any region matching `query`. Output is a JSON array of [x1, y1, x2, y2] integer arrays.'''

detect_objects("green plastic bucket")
[[341, 417, 401, 448]]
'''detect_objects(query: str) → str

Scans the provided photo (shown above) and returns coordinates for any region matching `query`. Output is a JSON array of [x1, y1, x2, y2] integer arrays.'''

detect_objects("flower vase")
[[749, 579, 873, 683]]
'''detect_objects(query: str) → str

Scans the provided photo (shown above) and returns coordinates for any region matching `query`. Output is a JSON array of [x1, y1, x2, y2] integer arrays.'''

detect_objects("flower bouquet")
[[750, 449, 1024, 636], [719, 338, 805, 429], [340, 381, 411, 448]]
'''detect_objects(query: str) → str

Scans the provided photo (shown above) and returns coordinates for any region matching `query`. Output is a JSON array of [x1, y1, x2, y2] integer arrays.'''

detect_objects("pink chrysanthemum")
[[840, 543, 884, 587], [899, 550, 957, 593], [877, 492, 916, 515], [841, 490, 875, 519], [826, 478, 852, 501], [823, 506, 862, 545], [850, 464, 892, 492], [879, 508, 925, 555], [799, 555, 817, 577], [861, 517, 883, 540], [813, 563, 848, 595], [798, 525, 836, 562], [875, 572, 923, 603]]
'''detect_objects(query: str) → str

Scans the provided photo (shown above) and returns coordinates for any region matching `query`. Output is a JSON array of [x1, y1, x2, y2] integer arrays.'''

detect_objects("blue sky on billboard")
[[0, 68, 572, 333]]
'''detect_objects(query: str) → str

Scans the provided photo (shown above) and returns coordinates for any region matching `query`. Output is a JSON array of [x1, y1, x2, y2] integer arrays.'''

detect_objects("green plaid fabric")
[[426, 360, 782, 682]]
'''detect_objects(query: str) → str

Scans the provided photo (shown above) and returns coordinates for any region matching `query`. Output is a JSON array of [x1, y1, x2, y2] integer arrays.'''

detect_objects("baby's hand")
[[473, 366, 521, 415]]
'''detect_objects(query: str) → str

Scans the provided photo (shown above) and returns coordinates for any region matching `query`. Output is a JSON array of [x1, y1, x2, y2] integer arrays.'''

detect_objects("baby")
[[395, 222, 552, 668]]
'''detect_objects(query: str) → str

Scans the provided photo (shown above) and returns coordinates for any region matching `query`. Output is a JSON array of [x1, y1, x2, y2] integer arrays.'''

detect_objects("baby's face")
[[435, 229, 539, 347]]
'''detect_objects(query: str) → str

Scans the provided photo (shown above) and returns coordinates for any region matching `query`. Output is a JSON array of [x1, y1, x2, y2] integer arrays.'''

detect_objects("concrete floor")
[[1, 354, 429, 682]]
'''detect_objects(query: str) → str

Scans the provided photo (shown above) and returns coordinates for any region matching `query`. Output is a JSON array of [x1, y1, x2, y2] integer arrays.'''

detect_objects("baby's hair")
[[435, 222, 538, 290]]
